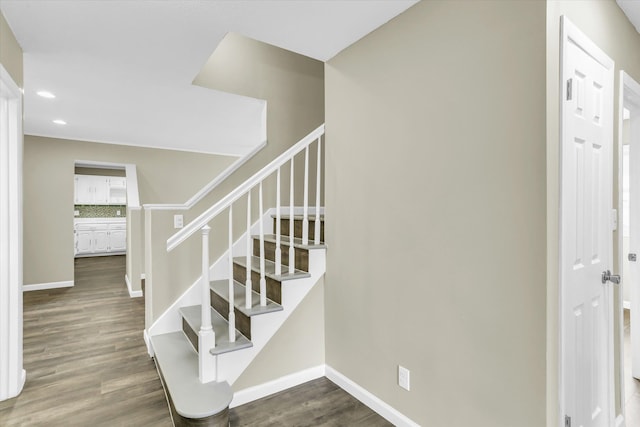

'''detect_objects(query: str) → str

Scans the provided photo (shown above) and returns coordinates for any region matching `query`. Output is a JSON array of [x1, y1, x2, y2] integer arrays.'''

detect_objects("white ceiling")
[[618, 0, 640, 34], [0, 0, 417, 156]]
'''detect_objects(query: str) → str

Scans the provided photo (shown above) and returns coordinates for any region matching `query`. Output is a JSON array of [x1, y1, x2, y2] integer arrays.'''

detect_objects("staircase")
[[148, 126, 325, 426]]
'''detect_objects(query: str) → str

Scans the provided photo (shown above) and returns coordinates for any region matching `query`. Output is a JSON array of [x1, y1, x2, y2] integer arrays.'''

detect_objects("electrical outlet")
[[398, 365, 410, 391], [116, 210, 121, 216], [74, 210, 80, 216], [174, 214, 183, 229]]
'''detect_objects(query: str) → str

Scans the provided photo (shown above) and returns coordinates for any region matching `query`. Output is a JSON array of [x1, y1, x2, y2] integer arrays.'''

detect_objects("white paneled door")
[[561, 17, 615, 427]]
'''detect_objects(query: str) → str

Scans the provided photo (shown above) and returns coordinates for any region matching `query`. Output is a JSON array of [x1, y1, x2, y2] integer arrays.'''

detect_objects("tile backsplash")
[[75, 205, 127, 218]]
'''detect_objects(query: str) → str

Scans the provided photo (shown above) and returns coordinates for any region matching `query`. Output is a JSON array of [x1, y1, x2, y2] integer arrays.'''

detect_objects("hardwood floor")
[[230, 377, 391, 427], [0, 255, 172, 427], [0, 255, 391, 427]]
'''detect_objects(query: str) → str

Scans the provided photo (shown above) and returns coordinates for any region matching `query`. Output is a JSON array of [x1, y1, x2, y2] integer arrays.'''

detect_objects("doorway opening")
[[73, 162, 128, 259], [617, 71, 640, 427]]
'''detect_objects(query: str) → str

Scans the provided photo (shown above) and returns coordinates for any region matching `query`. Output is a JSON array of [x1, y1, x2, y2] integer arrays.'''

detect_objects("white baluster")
[[228, 206, 235, 343], [275, 167, 282, 275], [289, 159, 295, 273], [259, 182, 267, 306], [302, 146, 309, 245], [315, 137, 322, 245], [199, 225, 215, 383], [245, 191, 252, 310]]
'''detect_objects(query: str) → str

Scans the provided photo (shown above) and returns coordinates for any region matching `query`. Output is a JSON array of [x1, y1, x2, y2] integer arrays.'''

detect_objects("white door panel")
[[561, 16, 614, 427]]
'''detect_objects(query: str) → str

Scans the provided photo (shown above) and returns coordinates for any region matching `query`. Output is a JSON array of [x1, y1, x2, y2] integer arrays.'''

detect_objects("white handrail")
[[166, 124, 325, 252]]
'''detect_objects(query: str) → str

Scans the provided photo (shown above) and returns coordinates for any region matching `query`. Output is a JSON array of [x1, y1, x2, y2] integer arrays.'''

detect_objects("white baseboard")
[[624, 300, 631, 310], [325, 365, 420, 427], [23, 280, 73, 292], [230, 365, 325, 408], [143, 329, 154, 357], [125, 274, 143, 298]]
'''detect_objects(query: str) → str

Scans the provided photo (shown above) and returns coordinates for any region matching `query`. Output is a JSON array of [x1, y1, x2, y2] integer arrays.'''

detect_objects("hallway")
[[0, 255, 172, 426], [0, 256, 390, 426]]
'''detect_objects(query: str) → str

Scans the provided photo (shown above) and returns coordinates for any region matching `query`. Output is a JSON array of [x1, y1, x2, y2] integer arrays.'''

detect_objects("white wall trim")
[[230, 365, 325, 408], [125, 274, 143, 298], [624, 300, 631, 310], [325, 366, 420, 427], [22, 280, 73, 292], [143, 139, 267, 211], [143, 329, 154, 357], [230, 365, 419, 426], [0, 63, 25, 402]]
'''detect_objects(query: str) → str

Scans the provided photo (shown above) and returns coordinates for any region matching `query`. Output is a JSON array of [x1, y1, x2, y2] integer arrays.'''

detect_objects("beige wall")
[[233, 278, 325, 390], [325, 1, 546, 425], [147, 32, 324, 321], [546, 1, 640, 424], [0, 11, 23, 88], [144, 33, 325, 391], [23, 135, 236, 285]]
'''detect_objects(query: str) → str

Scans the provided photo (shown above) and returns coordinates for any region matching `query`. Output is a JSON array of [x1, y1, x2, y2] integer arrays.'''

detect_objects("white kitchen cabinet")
[[94, 229, 109, 252], [74, 220, 127, 256], [74, 176, 93, 204], [109, 224, 127, 252], [108, 177, 127, 204], [75, 228, 94, 255], [74, 175, 126, 205], [93, 179, 109, 204]]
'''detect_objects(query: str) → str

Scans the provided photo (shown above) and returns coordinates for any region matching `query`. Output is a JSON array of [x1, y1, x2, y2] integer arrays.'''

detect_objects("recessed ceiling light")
[[37, 91, 56, 99], [52, 119, 67, 125]]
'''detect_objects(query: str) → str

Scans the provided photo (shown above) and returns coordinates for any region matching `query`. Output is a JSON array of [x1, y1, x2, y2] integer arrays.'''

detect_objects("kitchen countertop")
[[74, 217, 126, 224]]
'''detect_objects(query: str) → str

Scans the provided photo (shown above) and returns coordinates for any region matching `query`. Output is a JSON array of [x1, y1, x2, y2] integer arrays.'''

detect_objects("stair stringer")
[[215, 248, 326, 385]]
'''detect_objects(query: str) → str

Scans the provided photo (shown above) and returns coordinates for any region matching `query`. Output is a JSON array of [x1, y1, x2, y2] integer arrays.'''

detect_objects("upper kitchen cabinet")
[[108, 177, 127, 205], [75, 175, 127, 205]]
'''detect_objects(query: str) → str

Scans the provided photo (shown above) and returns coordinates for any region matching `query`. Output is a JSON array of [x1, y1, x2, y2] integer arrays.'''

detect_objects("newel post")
[[199, 225, 216, 383]]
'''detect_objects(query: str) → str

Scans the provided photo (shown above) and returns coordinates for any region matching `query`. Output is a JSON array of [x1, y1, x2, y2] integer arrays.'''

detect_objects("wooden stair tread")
[[210, 279, 282, 317], [180, 305, 253, 355], [150, 332, 232, 418], [273, 214, 325, 221], [234, 256, 310, 281], [253, 234, 326, 249]]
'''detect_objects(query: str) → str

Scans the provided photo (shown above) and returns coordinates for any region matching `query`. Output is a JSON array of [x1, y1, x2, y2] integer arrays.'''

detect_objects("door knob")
[[601, 270, 621, 285]]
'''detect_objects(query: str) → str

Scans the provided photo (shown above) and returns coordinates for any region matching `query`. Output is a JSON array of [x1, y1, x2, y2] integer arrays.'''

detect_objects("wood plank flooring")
[[230, 377, 391, 427], [0, 255, 172, 427], [0, 255, 391, 427]]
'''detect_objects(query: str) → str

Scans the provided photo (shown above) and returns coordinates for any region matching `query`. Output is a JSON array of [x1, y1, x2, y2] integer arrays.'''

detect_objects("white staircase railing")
[[166, 124, 325, 383]]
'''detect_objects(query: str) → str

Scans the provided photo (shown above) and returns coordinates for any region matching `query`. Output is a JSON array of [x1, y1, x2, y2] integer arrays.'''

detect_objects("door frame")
[[0, 63, 25, 401], [616, 71, 640, 427], [559, 15, 616, 426]]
